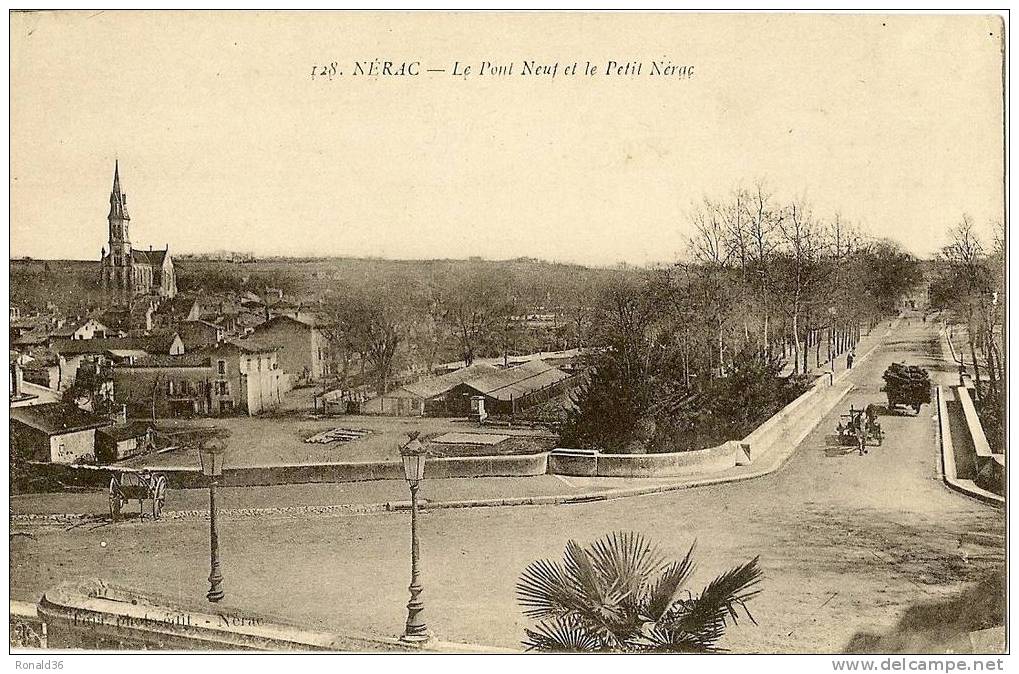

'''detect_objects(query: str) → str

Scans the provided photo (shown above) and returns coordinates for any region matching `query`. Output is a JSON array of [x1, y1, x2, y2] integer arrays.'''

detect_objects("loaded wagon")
[[881, 363, 931, 414]]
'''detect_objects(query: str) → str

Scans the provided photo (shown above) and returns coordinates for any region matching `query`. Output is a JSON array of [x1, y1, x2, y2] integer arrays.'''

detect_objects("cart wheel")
[[109, 477, 120, 521], [152, 475, 167, 521]]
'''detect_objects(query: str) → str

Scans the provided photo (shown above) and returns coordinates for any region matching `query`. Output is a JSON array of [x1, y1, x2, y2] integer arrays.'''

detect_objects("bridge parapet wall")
[[30, 579, 512, 652]]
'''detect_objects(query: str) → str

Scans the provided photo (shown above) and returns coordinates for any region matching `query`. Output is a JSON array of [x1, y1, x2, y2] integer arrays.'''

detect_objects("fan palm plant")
[[516, 531, 762, 652]]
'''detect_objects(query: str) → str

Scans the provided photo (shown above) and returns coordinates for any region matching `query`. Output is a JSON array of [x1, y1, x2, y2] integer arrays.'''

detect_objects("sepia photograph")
[[6, 9, 1008, 663]]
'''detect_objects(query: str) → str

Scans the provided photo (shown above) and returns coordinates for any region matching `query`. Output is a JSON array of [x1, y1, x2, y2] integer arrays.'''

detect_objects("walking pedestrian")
[[847, 350, 855, 369]]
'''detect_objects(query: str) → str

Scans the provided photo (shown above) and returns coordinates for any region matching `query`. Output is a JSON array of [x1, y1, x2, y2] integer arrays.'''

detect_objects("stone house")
[[201, 341, 291, 415], [113, 342, 290, 418], [113, 354, 214, 418], [240, 315, 334, 385], [10, 402, 112, 464], [152, 296, 201, 329], [179, 319, 225, 350], [53, 332, 184, 391], [50, 317, 111, 341], [10, 356, 61, 408], [96, 422, 157, 464]]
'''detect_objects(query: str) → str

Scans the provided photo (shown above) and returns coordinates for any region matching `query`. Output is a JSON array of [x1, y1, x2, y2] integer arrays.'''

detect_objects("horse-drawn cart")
[[881, 363, 931, 414], [837, 405, 883, 455], [109, 470, 168, 521]]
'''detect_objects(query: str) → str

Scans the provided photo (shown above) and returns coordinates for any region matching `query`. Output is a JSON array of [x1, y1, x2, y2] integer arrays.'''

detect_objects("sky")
[[9, 12, 1005, 266]]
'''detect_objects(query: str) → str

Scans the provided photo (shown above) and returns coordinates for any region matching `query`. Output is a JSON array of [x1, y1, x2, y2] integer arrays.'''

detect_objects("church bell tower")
[[107, 160, 132, 292]]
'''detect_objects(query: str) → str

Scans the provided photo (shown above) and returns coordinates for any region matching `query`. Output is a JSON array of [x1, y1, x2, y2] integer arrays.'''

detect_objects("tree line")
[[562, 183, 922, 453], [929, 215, 1004, 451]]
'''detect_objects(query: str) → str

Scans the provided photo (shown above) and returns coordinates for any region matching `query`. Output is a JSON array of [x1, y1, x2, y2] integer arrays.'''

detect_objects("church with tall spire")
[[100, 161, 177, 300]]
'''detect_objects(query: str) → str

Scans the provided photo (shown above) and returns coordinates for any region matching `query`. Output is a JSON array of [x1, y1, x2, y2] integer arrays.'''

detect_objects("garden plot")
[[431, 432, 510, 446], [303, 428, 373, 444]]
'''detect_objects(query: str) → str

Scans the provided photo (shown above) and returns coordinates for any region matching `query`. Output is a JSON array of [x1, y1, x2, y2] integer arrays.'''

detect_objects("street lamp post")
[[199, 439, 226, 603], [399, 432, 429, 644]]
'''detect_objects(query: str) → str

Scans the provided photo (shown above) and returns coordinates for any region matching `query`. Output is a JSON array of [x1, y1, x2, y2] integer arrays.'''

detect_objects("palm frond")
[[665, 556, 763, 648], [631, 624, 724, 653], [563, 538, 606, 605], [522, 617, 605, 652], [516, 557, 576, 619], [642, 542, 697, 621], [561, 538, 636, 647], [587, 531, 666, 603], [518, 533, 763, 653]]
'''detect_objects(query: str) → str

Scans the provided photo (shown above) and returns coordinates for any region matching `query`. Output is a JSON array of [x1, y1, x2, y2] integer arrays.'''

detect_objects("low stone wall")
[[547, 449, 598, 476], [550, 375, 847, 479], [26, 453, 549, 490], [938, 385, 1004, 505], [955, 385, 1004, 496], [550, 440, 752, 479], [582, 441, 747, 479], [11, 600, 46, 649], [33, 578, 511, 652], [741, 376, 851, 462]]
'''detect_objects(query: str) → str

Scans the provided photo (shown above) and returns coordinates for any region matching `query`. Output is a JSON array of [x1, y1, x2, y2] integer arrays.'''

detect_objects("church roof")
[[132, 248, 168, 267]]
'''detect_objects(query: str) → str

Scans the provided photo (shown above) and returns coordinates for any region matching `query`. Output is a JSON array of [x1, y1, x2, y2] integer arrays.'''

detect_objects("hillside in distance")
[[10, 255, 630, 314]]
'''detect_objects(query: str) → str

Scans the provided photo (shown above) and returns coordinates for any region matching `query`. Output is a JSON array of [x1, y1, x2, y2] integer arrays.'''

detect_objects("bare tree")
[[938, 215, 998, 398], [775, 197, 823, 374], [439, 270, 511, 367]]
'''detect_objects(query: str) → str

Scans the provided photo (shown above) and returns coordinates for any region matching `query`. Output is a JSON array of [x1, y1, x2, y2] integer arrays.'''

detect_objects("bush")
[[561, 347, 810, 454], [975, 389, 1004, 454], [517, 531, 762, 652]]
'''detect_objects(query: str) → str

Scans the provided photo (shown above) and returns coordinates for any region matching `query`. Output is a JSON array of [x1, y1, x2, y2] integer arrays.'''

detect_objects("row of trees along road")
[[563, 184, 922, 454], [929, 216, 1005, 452]]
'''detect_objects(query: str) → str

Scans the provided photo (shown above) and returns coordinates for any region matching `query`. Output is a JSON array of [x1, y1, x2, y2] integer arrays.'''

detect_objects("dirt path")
[[9, 322, 1003, 652]]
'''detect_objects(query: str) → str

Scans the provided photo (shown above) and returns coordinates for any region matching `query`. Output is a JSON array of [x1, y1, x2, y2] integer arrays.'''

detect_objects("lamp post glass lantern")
[[399, 433, 429, 643], [199, 441, 224, 478], [400, 437, 426, 483], [199, 439, 225, 603]]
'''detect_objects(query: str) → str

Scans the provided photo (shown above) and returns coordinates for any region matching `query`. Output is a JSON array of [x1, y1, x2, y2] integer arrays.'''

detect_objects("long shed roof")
[[458, 360, 571, 401], [402, 362, 502, 399], [398, 359, 570, 402]]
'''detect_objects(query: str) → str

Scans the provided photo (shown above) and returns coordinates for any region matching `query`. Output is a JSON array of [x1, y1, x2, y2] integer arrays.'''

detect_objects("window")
[[167, 380, 175, 395], [216, 381, 228, 396], [217, 360, 226, 375]]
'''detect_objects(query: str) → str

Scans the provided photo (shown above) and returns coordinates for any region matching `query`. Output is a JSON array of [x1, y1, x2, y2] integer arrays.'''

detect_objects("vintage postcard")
[[7, 10, 1007, 661]]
